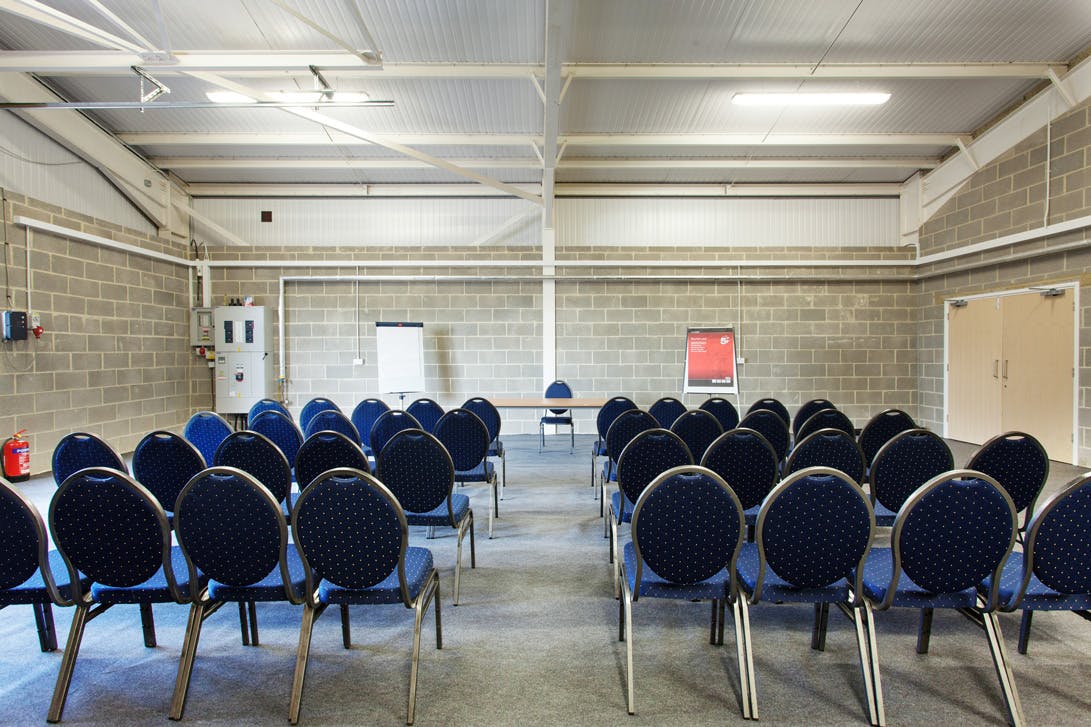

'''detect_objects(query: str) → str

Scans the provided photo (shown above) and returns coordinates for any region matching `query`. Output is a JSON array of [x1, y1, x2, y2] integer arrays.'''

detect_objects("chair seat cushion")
[[623, 542, 728, 601], [405, 494, 471, 527], [318, 547, 434, 605], [857, 547, 977, 609], [987, 553, 1091, 612], [208, 547, 307, 603], [456, 460, 495, 483], [735, 542, 850, 603], [90, 546, 199, 604], [610, 491, 635, 525], [873, 501, 897, 526], [0, 550, 89, 605]]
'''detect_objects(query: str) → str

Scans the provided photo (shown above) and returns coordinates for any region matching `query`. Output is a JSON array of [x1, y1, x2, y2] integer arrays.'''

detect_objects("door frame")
[[943, 281, 1079, 464]]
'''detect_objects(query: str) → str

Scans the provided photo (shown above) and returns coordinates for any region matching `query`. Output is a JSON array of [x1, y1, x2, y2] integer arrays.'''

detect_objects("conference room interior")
[[3, 2, 1091, 725]]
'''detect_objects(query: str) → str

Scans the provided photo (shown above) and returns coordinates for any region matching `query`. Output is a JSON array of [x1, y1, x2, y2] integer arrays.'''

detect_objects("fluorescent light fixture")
[[206, 90, 256, 104], [732, 92, 891, 106]]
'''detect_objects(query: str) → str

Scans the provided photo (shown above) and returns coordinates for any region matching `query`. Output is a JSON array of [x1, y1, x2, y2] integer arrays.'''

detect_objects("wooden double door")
[[947, 288, 1075, 462]]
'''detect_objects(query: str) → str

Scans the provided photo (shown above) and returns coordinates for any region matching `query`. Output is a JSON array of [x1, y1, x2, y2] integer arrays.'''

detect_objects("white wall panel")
[[556, 197, 900, 247], [0, 113, 154, 233]]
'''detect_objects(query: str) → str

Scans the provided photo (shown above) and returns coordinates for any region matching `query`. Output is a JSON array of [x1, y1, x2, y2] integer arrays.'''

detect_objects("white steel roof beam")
[[0, 0, 146, 53], [154, 156, 937, 170]]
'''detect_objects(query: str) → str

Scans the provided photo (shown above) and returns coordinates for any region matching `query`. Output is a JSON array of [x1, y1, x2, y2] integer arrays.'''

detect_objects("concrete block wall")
[[0, 192, 206, 474]]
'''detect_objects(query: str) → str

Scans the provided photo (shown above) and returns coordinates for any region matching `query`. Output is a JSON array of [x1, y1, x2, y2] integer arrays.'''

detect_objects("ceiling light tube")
[[732, 92, 891, 106]]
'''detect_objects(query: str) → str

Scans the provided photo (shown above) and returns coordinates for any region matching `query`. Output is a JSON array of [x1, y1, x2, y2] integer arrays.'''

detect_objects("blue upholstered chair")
[[792, 398, 835, 440], [796, 407, 855, 442], [352, 397, 391, 457], [51, 431, 127, 487], [618, 465, 749, 717], [735, 467, 881, 725], [214, 430, 293, 512], [540, 380, 575, 452], [967, 431, 1049, 534], [406, 398, 445, 434], [738, 409, 789, 463], [858, 470, 1022, 727], [248, 397, 290, 422], [669, 408, 723, 462], [592, 396, 637, 495], [609, 429, 693, 595], [169, 466, 307, 720], [648, 396, 686, 429], [0, 476, 87, 652], [183, 411, 233, 468], [857, 408, 916, 470], [463, 397, 506, 498], [379, 429, 475, 605], [47, 467, 198, 722], [699, 396, 740, 431], [746, 398, 791, 429], [600, 409, 659, 517], [294, 431, 370, 492], [249, 409, 305, 475], [303, 408, 362, 445], [298, 397, 340, 435], [131, 430, 206, 520], [369, 410, 422, 462], [783, 428, 866, 485], [434, 408, 498, 538], [701, 428, 780, 533], [289, 468, 442, 725], [869, 428, 953, 526]]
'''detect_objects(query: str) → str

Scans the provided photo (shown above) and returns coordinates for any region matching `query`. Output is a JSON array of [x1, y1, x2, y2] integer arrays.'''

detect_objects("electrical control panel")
[[213, 306, 273, 414], [2, 311, 27, 341], [190, 307, 213, 346]]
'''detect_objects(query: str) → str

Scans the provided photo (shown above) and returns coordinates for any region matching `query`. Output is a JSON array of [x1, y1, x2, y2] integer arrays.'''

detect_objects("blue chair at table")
[[600, 409, 659, 517], [434, 409, 498, 538], [796, 407, 855, 442], [669, 408, 723, 462], [792, 398, 835, 440], [869, 428, 953, 526], [407, 398, 445, 434], [857, 409, 915, 471], [0, 476, 87, 652], [131, 430, 206, 521], [290, 468, 442, 725], [303, 408, 362, 445], [183, 411, 233, 468], [51, 431, 127, 486], [783, 428, 866, 485], [463, 397, 506, 498], [351, 398, 391, 457], [618, 465, 749, 717], [700, 396, 740, 431], [592, 396, 637, 495], [250, 410, 305, 477], [738, 409, 789, 463], [746, 398, 791, 429], [379, 429, 475, 605], [967, 431, 1049, 535], [46, 467, 198, 722], [857, 469, 1022, 727], [735, 466, 881, 725], [169, 466, 307, 720], [369, 410, 422, 464], [294, 431, 370, 492], [701, 428, 779, 535], [540, 380, 575, 452], [248, 398, 290, 423], [648, 396, 686, 428], [298, 397, 340, 435]]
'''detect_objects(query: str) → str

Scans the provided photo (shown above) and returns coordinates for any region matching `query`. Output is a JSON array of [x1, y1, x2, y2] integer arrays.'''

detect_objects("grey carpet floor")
[[2, 435, 1089, 726]]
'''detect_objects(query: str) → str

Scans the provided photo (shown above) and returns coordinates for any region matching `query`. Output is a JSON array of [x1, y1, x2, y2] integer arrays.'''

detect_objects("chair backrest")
[[49, 467, 181, 600], [1016, 473, 1091, 603], [746, 398, 791, 428], [294, 431, 370, 492], [350, 398, 391, 452], [378, 429, 456, 518], [648, 396, 687, 428], [406, 398, 445, 434], [248, 398, 290, 422], [857, 408, 916, 467], [669, 409, 723, 462], [700, 427, 780, 511], [298, 397, 341, 434], [213, 430, 292, 506], [871, 428, 953, 514], [616, 429, 693, 506], [792, 398, 836, 438], [784, 428, 866, 484], [249, 410, 304, 467], [0, 476, 62, 601], [544, 380, 573, 413], [433, 408, 490, 472], [751, 467, 874, 598], [604, 409, 659, 464], [596, 396, 638, 441], [369, 410, 422, 461], [174, 466, 299, 603], [738, 409, 790, 462], [304, 408, 362, 444], [886, 469, 1016, 608], [183, 411, 233, 467], [131, 430, 206, 513], [292, 468, 411, 605], [462, 397, 502, 444], [797, 408, 855, 441], [52, 432, 127, 486], [630, 465, 744, 592], [698, 397, 740, 431], [966, 431, 1050, 517]]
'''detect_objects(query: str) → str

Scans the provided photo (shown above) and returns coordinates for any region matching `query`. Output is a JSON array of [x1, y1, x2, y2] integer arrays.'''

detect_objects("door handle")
[[1002, 359, 1008, 380], [993, 359, 999, 378]]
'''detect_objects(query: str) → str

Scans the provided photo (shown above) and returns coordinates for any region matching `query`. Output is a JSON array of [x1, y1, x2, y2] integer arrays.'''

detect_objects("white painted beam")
[[0, 0, 145, 53], [185, 183, 543, 198]]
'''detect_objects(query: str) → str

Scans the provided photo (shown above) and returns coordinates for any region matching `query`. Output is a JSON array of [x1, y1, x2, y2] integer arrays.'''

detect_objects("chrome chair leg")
[[732, 598, 753, 720], [340, 604, 351, 648], [237, 601, 250, 645], [812, 602, 829, 651], [169, 601, 207, 721], [862, 600, 884, 726], [848, 601, 882, 726], [916, 607, 933, 653], [983, 608, 1025, 727], [139, 602, 157, 647], [248, 601, 259, 645], [288, 603, 326, 725], [737, 598, 758, 720], [33, 601, 59, 652], [622, 579, 635, 714], [47, 603, 91, 723], [408, 570, 441, 725]]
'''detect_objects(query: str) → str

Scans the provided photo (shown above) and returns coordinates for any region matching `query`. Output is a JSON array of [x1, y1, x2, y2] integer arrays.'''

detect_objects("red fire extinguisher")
[[2, 430, 30, 482]]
